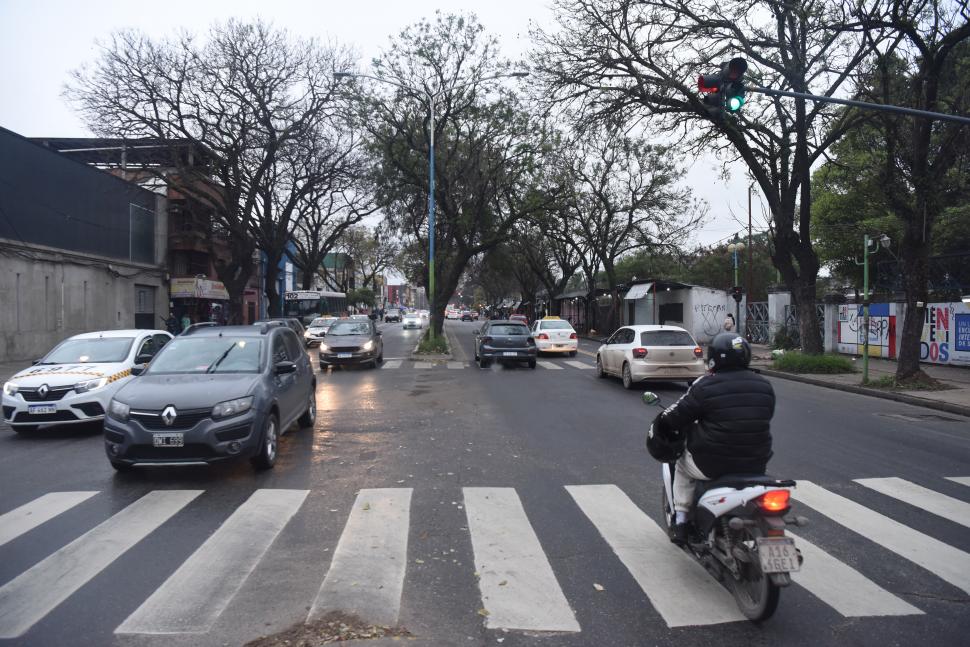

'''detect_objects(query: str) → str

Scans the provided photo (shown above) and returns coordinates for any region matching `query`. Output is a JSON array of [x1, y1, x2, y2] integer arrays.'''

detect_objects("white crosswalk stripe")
[[382, 360, 403, 369], [536, 361, 564, 370], [855, 477, 970, 529], [793, 481, 970, 595], [946, 476, 970, 487], [564, 360, 593, 370], [566, 484, 745, 627], [414, 362, 433, 369], [463, 487, 580, 632], [309, 488, 412, 626], [447, 361, 465, 369], [0, 490, 201, 639], [0, 491, 98, 548], [788, 531, 922, 617], [116, 489, 309, 634]]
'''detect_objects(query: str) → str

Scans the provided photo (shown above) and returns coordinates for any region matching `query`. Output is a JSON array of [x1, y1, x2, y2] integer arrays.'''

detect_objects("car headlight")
[[75, 377, 108, 394], [3, 382, 19, 396], [304, 330, 311, 338], [319, 343, 329, 352], [108, 399, 130, 422], [362, 340, 374, 351], [212, 396, 254, 420]]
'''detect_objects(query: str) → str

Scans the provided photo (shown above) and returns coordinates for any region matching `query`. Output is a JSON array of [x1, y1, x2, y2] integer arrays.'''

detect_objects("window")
[[153, 334, 171, 351], [272, 335, 290, 364], [641, 330, 696, 347], [540, 321, 573, 330], [147, 338, 262, 374], [282, 330, 303, 359], [615, 329, 635, 344], [43, 338, 135, 364], [488, 324, 530, 336], [136, 337, 157, 359]]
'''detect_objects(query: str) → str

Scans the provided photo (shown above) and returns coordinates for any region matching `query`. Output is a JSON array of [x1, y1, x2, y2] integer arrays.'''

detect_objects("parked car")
[[472, 311, 480, 320], [509, 314, 529, 326], [474, 320, 537, 369], [461, 310, 474, 322], [2, 330, 173, 435], [103, 323, 315, 471], [531, 316, 578, 356], [445, 309, 460, 320], [304, 317, 337, 346], [595, 325, 705, 389], [254, 318, 306, 340], [403, 313, 423, 329], [318, 319, 384, 369], [384, 308, 402, 323]]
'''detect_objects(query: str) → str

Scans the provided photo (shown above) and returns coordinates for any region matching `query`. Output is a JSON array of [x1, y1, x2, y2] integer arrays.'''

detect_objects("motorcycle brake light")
[[632, 347, 648, 359], [758, 489, 790, 512]]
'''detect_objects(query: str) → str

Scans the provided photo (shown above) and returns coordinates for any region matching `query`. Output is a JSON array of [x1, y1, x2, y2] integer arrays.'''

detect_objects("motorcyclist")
[[648, 333, 775, 546]]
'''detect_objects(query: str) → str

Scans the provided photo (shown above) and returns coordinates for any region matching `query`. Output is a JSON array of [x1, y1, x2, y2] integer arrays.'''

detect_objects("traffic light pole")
[[750, 86, 970, 126]]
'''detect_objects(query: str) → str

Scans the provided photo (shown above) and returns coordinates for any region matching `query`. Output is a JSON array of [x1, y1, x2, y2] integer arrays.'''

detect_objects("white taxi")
[[2, 329, 173, 433], [530, 316, 578, 356]]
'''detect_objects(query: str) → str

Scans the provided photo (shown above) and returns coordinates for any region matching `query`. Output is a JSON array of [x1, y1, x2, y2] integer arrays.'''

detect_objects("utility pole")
[[747, 183, 754, 338]]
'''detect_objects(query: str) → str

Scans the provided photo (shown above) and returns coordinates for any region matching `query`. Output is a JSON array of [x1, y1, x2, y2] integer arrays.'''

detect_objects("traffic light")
[[731, 286, 744, 303], [697, 57, 747, 117]]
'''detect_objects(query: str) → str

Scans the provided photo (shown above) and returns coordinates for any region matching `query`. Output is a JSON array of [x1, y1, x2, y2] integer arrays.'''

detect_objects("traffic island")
[[410, 328, 451, 361]]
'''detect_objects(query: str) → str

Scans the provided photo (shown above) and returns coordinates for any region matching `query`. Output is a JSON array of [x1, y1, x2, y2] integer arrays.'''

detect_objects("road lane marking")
[[788, 531, 922, 617], [414, 362, 432, 369], [463, 488, 580, 632], [536, 361, 564, 370], [578, 349, 597, 357], [855, 477, 970, 529], [309, 488, 412, 626], [564, 360, 593, 370], [792, 481, 970, 594], [0, 490, 201, 639], [0, 491, 98, 547], [447, 362, 465, 369], [382, 360, 403, 369], [946, 477, 970, 487], [566, 484, 744, 627], [116, 489, 309, 634]]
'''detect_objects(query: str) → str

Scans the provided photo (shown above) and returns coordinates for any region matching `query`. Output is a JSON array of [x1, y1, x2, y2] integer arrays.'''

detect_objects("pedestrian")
[[723, 313, 736, 331], [180, 313, 191, 333]]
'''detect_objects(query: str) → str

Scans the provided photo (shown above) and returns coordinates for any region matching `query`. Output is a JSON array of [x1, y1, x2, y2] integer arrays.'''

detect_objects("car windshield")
[[328, 322, 372, 336], [540, 321, 573, 330], [489, 324, 530, 336], [146, 338, 263, 374], [309, 318, 333, 328], [42, 338, 135, 364], [641, 330, 696, 346]]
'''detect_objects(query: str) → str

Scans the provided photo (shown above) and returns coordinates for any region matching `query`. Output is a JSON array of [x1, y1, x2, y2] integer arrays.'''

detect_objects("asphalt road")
[[1, 320, 969, 646]]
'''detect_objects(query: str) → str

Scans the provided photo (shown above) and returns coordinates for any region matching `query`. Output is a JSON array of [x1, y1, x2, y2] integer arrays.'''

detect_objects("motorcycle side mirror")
[[642, 391, 662, 407]]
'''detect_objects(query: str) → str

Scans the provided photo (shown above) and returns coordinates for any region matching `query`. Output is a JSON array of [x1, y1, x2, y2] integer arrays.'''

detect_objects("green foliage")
[[416, 330, 449, 355], [346, 287, 376, 308], [772, 352, 855, 374]]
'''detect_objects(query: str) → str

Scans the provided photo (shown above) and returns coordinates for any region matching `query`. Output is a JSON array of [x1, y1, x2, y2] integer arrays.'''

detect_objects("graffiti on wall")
[[837, 304, 896, 358], [695, 303, 726, 336]]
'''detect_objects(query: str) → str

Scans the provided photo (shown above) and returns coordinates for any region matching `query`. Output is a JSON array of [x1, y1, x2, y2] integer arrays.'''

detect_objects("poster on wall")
[[837, 303, 897, 358], [921, 302, 970, 366]]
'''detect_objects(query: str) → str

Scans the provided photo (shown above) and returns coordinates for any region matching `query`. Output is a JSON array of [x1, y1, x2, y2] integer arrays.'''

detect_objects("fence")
[[746, 301, 769, 344], [784, 303, 825, 347]]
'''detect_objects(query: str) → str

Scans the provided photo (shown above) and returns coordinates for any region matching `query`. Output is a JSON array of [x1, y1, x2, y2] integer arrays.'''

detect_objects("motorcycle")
[[642, 391, 808, 621]]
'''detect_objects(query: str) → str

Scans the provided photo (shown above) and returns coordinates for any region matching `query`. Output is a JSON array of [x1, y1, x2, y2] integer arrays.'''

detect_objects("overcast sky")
[[0, 0, 767, 248]]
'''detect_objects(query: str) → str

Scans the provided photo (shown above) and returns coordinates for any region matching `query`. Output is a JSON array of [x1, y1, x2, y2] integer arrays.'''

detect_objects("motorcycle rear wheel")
[[730, 530, 780, 622]]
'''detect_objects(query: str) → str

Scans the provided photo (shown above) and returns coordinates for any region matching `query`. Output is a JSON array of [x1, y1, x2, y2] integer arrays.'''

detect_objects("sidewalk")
[[749, 345, 970, 418]]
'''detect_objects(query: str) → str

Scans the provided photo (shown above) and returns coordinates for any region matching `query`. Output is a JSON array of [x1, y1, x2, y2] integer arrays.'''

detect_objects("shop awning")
[[624, 283, 654, 300]]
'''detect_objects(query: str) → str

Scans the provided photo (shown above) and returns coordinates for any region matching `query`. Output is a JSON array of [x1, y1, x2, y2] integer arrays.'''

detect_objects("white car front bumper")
[[2, 383, 123, 428]]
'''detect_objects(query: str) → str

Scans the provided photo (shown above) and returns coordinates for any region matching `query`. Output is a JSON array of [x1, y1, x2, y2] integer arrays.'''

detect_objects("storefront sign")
[[169, 278, 229, 300]]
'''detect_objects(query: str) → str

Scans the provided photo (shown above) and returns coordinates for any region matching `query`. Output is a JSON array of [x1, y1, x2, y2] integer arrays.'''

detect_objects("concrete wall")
[[0, 242, 168, 362], [627, 286, 743, 344]]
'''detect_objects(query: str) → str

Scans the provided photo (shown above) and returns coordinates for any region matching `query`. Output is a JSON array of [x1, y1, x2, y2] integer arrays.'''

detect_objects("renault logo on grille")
[[161, 406, 178, 427], [38, 384, 49, 399]]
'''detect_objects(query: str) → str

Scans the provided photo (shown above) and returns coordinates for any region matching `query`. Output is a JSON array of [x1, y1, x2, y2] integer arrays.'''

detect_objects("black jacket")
[[656, 368, 774, 478]]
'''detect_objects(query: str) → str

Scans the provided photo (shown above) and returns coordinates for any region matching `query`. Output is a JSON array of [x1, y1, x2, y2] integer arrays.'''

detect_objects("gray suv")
[[103, 324, 316, 471]]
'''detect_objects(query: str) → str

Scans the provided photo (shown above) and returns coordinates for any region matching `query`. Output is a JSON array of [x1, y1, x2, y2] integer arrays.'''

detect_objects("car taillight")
[[526, 337, 535, 345], [632, 347, 648, 359], [694, 346, 703, 358], [758, 490, 790, 513], [569, 332, 577, 339], [537, 333, 549, 340]]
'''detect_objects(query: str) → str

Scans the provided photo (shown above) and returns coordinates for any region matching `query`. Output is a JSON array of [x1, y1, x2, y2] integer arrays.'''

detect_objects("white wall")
[[626, 286, 739, 343]]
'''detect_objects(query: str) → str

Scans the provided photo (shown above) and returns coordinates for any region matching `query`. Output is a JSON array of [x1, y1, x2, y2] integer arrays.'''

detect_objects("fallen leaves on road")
[[593, 583, 605, 592], [477, 608, 490, 617], [243, 611, 412, 646], [362, 502, 371, 511]]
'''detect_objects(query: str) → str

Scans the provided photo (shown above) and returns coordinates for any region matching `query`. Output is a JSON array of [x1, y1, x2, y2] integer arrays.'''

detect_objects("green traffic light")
[[727, 96, 745, 112]]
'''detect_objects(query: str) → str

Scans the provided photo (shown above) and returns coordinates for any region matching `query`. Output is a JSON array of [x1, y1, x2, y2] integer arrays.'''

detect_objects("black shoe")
[[671, 523, 688, 546]]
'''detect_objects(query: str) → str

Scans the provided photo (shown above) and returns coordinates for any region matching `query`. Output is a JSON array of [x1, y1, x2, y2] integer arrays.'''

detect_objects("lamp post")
[[856, 233, 891, 383], [334, 70, 528, 339], [727, 235, 746, 332]]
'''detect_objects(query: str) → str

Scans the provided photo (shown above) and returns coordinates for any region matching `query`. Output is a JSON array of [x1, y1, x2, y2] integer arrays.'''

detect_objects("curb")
[[409, 328, 453, 362], [757, 367, 970, 419]]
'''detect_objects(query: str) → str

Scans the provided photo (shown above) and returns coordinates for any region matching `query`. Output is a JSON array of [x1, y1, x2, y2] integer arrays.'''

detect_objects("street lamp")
[[334, 69, 529, 339], [727, 235, 746, 332], [855, 233, 891, 383]]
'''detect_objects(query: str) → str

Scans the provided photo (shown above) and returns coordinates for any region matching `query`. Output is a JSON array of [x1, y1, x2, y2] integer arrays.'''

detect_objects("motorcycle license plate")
[[757, 537, 800, 573], [152, 433, 184, 448], [28, 405, 58, 415]]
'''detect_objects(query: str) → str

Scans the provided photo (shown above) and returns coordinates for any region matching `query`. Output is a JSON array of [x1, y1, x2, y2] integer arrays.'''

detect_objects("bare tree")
[[66, 20, 352, 321], [533, 0, 887, 351], [857, 0, 970, 380], [335, 225, 402, 292]]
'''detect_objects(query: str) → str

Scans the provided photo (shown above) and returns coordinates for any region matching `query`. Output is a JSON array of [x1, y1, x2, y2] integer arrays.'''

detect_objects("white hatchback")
[[530, 317, 578, 356], [595, 325, 705, 389], [2, 329, 173, 433], [403, 313, 423, 329]]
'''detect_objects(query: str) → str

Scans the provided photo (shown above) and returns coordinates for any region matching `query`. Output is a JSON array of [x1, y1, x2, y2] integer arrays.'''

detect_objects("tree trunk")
[[792, 278, 823, 354], [301, 271, 314, 290], [895, 218, 931, 380], [263, 259, 282, 318]]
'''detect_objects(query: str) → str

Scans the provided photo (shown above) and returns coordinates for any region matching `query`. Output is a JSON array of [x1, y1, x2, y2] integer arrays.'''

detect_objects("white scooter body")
[[661, 462, 792, 523]]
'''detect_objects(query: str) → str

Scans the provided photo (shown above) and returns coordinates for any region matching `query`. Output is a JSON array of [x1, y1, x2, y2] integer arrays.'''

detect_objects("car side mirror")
[[274, 360, 297, 375], [130, 365, 146, 376], [135, 353, 154, 364], [601, 338, 610, 344]]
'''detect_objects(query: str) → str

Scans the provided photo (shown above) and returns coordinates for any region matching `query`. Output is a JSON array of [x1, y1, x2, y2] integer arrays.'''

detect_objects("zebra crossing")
[[366, 359, 596, 371], [1, 476, 968, 639]]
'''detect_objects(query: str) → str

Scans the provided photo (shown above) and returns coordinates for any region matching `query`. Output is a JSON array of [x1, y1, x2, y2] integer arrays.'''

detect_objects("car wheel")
[[12, 425, 38, 434], [479, 356, 491, 369], [110, 460, 133, 472], [622, 363, 635, 390], [528, 359, 537, 369], [569, 350, 577, 357], [298, 387, 317, 428], [596, 356, 607, 378], [251, 413, 279, 470]]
